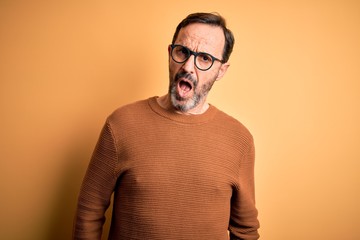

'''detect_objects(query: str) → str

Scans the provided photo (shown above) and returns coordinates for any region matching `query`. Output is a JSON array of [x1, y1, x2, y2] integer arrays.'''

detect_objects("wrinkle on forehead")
[[175, 23, 225, 58]]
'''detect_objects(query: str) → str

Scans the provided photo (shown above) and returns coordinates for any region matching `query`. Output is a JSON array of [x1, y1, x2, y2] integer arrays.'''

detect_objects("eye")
[[174, 46, 189, 58], [180, 47, 188, 54], [198, 53, 212, 63], [179, 47, 191, 59]]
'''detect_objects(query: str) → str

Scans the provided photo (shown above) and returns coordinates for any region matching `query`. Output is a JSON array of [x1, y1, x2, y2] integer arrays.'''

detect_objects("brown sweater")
[[73, 97, 259, 240]]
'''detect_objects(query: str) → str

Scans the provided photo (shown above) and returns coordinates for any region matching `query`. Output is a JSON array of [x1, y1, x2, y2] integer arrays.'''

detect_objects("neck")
[[157, 94, 209, 115]]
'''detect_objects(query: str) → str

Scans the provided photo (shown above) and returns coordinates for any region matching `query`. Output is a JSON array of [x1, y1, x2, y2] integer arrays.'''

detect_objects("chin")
[[171, 93, 200, 113]]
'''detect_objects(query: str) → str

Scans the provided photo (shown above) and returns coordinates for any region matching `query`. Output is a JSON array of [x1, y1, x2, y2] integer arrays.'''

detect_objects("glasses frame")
[[170, 44, 224, 71]]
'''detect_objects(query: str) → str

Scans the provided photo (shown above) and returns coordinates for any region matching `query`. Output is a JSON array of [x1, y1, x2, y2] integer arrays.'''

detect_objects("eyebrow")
[[176, 43, 223, 62]]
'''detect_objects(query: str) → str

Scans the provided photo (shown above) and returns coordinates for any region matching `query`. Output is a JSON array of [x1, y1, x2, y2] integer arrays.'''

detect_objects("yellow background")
[[1, 1, 359, 239]]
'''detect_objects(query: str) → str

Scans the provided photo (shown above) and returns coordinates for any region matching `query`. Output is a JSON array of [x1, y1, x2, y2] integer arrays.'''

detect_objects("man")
[[73, 12, 260, 240]]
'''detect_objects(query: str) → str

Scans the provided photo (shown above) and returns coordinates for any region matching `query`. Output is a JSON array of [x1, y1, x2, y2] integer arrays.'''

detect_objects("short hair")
[[171, 12, 235, 63]]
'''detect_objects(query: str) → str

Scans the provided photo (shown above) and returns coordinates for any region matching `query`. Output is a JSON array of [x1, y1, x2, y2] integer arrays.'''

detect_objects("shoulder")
[[110, 98, 149, 118], [104, 98, 153, 133], [106, 97, 156, 124], [212, 106, 254, 143]]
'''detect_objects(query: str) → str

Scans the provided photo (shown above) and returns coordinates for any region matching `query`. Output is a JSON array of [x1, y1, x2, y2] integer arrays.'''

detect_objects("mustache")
[[175, 72, 197, 86]]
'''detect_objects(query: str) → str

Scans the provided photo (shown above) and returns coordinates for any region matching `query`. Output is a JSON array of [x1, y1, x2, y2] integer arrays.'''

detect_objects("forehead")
[[175, 23, 225, 56]]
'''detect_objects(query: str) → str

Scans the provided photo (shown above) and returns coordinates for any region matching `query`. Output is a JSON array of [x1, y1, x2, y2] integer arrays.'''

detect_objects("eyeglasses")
[[170, 44, 224, 71]]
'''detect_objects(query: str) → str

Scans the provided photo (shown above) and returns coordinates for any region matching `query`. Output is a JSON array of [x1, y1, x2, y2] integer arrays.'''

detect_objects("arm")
[[73, 121, 118, 239], [229, 139, 260, 240]]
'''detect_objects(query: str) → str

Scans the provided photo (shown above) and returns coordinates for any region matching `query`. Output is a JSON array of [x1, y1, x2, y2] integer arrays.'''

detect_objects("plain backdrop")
[[1, 1, 359, 239]]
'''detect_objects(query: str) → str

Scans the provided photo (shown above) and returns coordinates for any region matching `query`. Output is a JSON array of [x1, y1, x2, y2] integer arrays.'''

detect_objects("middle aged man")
[[73, 12, 260, 240]]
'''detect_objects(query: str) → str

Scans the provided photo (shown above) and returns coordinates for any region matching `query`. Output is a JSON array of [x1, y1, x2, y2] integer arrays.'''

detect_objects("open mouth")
[[177, 79, 193, 98], [179, 80, 192, 92]]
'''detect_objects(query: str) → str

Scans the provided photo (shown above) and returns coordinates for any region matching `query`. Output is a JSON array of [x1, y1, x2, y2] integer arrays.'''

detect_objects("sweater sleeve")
[[228, 138, 260, 240], [73, 120, 118, 239]]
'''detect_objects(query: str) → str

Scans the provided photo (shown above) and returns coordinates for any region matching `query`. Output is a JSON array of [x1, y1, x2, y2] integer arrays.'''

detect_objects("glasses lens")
[[195, 53, 213, 70], [171, 45, 216, 71], [172, 45, 189, 63]]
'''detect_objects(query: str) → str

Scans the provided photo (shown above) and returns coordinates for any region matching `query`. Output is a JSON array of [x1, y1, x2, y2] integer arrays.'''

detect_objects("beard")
[[168, 71, 216, 113]]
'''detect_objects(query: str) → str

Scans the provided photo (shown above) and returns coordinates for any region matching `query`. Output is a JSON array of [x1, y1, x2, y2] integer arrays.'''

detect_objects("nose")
[[181, 55, 196, 73]]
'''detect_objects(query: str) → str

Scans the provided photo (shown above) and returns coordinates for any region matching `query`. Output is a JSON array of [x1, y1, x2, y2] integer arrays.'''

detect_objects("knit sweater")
[[73, 96, 259, 240]]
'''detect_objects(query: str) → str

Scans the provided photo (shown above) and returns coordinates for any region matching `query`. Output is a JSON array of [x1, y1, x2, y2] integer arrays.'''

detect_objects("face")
[[168, 23, 229, 113]]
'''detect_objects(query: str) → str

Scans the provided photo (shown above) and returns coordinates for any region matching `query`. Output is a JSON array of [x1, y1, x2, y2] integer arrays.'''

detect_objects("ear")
[[215, 62, 230, 81], [168, 45, 172, 55]]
